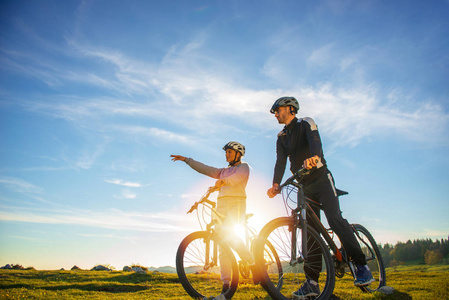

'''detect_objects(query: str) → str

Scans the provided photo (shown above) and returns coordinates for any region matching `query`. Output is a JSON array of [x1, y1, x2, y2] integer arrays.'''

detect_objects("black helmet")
[[270, 97, 299, 114]]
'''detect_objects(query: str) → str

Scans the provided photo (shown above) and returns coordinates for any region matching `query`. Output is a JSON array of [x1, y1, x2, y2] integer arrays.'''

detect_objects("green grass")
[[0, 265, 448, 299]]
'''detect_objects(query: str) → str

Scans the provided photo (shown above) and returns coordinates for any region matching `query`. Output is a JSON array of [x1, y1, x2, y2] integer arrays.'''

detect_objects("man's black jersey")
[[273, 117, 327, 185]]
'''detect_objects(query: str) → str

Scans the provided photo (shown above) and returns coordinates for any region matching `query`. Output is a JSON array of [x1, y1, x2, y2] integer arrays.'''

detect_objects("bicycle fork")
[[203, 229, 218, 271], [290, 206, 308, 266]]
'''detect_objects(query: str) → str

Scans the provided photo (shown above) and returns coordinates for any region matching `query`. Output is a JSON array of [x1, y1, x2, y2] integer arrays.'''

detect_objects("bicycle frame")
[[178, 187, 271, 299], [280, 170, 344, 267], [187, 187, 257, 273], [256, 168, 386, 300]]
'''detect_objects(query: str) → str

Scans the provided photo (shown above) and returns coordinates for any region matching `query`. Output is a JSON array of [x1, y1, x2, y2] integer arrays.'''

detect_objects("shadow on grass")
[[389, 290, 413, 300], [2, 283, 149, 293], [0, 271, 180, 294], [100, 272, 180, 284]]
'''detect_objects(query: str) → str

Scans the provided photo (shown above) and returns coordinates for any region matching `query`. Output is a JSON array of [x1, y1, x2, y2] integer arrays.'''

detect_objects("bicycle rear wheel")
[[352, 224, 386, 292], [255, 217, 335, 300], [176, 231, 239, 299]]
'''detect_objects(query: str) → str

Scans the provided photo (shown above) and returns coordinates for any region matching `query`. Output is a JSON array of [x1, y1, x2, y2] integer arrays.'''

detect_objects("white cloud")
[[307, 43, 335, 66], [296, 84, 449, 147], [7, 32, 449, 150], [77, 233, 139, 245], [0, 177, 43, 194], [115, 126, 191, 144], [0, 207, 196, 233], [105, 179, 142, 188], [119, 189, 137, 199], [73, 144, 107, 170]]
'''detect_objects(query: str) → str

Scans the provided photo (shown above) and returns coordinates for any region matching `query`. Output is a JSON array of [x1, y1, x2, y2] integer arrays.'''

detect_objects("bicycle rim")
[[176, 231, 239, 299], [255, 238, 283, 290], [255, 217, 335, 300], [352, 224, 386, 292]]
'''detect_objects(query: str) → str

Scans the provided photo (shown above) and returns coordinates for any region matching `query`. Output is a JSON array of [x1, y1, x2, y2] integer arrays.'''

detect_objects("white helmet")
[[223, 141, 245, 156], [270, 97, 299, 114]]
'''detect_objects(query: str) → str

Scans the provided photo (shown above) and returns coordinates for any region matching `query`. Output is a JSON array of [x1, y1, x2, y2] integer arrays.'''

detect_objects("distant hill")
[[148, 266, 176, 273]]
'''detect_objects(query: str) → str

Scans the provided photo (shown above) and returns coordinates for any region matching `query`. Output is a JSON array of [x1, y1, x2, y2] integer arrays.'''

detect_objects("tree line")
[[377, 237, 449, 266]]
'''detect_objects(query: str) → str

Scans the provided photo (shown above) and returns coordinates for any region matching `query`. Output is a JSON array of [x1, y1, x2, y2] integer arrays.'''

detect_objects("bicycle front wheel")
[[176, 231, 239, 299], [255, 217, 335, 300], [251, 236, 283, 290], [352, 224, 386, 292]]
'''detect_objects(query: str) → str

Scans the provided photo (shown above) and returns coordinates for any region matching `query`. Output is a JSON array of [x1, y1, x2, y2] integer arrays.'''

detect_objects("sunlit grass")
[[0, 264, 448, 299]]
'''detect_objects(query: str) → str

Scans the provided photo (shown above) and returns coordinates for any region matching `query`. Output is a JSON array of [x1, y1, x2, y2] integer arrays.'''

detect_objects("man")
[[267, 97, 374, 298], [171, 141, 258, 299]]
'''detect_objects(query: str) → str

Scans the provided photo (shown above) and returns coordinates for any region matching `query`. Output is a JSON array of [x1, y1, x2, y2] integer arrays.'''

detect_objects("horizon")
[[3, 234, 449, 271], [1, 0, 448, 270], [2, 234, 448, 271]]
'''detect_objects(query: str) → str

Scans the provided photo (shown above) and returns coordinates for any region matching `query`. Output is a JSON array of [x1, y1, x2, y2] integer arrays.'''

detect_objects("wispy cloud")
[[77, 233, 139, 245], [114, 125, 192, 144], [296, 84, 449, 147], [0, 206, 195, 233], [105, 179, 143, 188], [0, 177, 43, 194], [307, 43, 335, 66], [4, 23, 448, 149], [113, 189, 137, 200], [0, 177, 56, 206], [7, 235, 41, 241]]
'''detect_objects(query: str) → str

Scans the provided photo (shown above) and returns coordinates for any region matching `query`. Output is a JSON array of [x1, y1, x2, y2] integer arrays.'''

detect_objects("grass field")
[[0, 265, 448, 299]]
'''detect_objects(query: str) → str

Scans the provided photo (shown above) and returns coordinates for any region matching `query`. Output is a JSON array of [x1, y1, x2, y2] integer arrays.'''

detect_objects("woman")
[[171, 141, 258, 297]]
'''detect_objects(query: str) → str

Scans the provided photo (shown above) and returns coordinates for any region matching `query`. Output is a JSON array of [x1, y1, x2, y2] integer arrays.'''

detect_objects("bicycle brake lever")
[[187, 202, 199, 214], [296, 168, 311, 177]]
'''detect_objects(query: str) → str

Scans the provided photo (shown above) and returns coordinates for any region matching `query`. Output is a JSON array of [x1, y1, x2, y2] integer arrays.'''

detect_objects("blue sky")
[[1, 0, 448, 270]]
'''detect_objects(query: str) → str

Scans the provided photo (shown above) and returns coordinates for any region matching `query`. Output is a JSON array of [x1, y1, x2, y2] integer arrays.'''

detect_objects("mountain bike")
[[254, 168, 386, 299], [176, 186, 282, 299]]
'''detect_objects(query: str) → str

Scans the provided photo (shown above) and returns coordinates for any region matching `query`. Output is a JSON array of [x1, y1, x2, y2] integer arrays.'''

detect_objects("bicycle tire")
[[176, 231, 239, 299], [255, 217, 335, 300], [251, 237, 283, 290], [352, 224, 386, 292]]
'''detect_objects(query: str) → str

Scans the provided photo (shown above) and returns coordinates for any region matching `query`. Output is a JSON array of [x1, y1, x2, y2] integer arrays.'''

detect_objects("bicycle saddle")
[[336, 188, 348, 196]]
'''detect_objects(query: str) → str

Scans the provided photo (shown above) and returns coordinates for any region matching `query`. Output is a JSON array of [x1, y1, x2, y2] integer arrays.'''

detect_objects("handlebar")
[[279, 167, 311, 189], [187, 186, 218, 214]]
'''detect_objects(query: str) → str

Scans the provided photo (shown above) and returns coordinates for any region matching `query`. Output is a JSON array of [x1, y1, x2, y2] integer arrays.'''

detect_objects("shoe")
[[292, 279, 320, 299], [354, 265, 375, 286], [221, 283, 229, 294]]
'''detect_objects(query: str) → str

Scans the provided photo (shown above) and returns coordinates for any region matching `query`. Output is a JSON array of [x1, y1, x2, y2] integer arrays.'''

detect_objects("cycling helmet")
[[270, 97, 299, 114], [223, 141, 245, 156]]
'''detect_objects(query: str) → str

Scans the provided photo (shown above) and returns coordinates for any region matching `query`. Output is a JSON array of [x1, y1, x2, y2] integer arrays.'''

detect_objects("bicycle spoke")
[[176, 231, 239, 299], [352, 224, 386, 292], [256, 218, 335, 300]]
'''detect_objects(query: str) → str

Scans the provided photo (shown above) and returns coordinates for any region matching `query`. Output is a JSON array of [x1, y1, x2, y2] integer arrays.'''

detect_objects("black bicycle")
[[176, 187, 282, 299], [254, 168, 386, 299]]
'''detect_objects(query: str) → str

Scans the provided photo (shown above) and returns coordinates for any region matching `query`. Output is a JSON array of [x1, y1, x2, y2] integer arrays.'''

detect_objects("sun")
[[245, 174, 286, 233], [233, 224, 248, 244]]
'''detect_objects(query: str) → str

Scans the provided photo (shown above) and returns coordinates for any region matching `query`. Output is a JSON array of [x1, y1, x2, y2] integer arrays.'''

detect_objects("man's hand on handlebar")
[[303, 155, 321, 170], [267, 183, 280, 198]]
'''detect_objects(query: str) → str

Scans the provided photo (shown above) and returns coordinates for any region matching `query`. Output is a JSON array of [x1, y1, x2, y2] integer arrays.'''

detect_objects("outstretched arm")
[[171, 155, 186, 162], [171, 155, 222, 179]]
